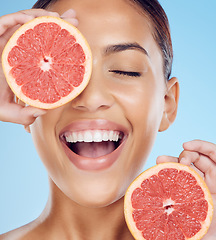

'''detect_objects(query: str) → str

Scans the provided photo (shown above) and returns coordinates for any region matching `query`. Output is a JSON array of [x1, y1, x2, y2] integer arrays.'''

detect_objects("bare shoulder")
[[0, 227, 29, 240], [0, 221, 42, 240], [0, 229, 21, 240]]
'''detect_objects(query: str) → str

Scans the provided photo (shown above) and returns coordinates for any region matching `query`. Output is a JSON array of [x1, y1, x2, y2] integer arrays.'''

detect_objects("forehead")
[[51, 0, 152, 36], [50, 0, 163, 71], [51, 1, 157, 44], [51, 0, 145, 16]]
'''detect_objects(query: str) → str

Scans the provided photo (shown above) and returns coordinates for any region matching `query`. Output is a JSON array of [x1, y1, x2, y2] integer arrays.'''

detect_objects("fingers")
[[157, 140, 216, 193], [60, 9, 79, 27], [0, 13, 32, 36], [0, 8, 78, 40], [0, 103, 47, 126], [19, 9, 60, 18], [0, 10, 59, 36], [179, 150, 215, 173], [156, 155, 178, 164], [0, 10, 59, 48], [0, 80, 47, 125], [180, 140, 216, 192], [183, 140, 216, 163], [180, 140, 216, 176], [156, 153, 204, 176], [157, 140, 216, 169], [21, 8, 79, 26], [60, 9, 76, 18], [0, 8, 78, 127]]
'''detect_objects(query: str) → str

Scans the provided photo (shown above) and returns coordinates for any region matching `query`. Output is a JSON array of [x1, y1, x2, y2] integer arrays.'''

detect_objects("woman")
[[0, 0, 215, 239]]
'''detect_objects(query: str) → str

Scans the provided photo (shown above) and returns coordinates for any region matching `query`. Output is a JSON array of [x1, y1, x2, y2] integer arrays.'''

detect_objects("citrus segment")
[[2, 16, 92, 109], [124, 163, 213, 240]]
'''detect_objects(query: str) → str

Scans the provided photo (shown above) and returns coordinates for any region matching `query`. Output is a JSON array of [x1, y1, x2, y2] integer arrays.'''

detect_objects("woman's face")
[[29, 0, 175, 207]]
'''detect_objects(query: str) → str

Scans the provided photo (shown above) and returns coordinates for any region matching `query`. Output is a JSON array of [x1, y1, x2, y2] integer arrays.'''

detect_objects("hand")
[[0, 9, 78, 126], [157, 139, 216, 239]]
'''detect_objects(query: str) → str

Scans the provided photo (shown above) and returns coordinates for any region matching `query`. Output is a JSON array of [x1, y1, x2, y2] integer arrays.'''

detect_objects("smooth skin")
[[0, 1, 215, 239]]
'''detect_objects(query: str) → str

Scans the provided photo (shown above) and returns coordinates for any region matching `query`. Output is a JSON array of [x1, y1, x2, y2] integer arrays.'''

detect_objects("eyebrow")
[[104, 42, 149, 57]]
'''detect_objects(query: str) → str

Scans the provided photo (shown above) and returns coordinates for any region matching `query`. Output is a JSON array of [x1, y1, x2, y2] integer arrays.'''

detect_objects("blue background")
[[0, 0, 216, 233]]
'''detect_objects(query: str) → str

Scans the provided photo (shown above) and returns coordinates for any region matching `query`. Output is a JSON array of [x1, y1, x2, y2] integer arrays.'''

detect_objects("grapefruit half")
[[124, 162, 213, 240], [2, 16, 92, 109]]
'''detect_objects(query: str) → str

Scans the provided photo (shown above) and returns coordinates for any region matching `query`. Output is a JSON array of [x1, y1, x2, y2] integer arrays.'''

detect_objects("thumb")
[[156, 155, 178, 164]]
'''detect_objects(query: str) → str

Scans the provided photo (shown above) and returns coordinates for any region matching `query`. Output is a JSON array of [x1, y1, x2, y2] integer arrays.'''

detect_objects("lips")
[[59, 119, 128, 171]]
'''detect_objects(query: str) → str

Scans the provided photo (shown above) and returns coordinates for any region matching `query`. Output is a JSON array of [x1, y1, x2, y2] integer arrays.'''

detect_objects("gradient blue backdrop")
[[0, 0, 216, 233]]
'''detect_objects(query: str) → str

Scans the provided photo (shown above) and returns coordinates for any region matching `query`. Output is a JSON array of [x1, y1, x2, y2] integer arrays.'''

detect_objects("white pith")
[[64, 130, 122, 143], [163, 198, 175, 215], [40, 56, 52, 71]]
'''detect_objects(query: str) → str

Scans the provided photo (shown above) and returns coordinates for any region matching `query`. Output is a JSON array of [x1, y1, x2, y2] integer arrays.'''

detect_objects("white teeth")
[[84, 131, 93, 142], [64, 130, 122, 143], [77, 132, 83, 142], [103, 131, 109, 141], [93, 130, 102, 142]]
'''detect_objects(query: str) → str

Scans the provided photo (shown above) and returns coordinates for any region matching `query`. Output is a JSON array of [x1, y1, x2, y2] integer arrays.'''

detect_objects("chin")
[[56, 174, 125, 208], [77, 198, 119, 209]]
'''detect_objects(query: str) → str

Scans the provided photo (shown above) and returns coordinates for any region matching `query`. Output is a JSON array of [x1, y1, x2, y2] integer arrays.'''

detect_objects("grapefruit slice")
[[2, 16, 92, 109], [124, 162, 213, 240]]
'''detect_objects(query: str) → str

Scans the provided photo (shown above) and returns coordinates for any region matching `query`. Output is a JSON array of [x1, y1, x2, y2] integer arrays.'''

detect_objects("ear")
[[159, 77, 179, 132]]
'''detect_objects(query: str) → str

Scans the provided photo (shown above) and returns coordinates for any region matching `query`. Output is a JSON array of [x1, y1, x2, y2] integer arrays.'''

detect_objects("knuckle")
[[208, 149, 216, 160]]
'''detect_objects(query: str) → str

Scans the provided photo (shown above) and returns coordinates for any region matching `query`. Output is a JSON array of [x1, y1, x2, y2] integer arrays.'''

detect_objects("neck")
[[37, 180, 134, 240]]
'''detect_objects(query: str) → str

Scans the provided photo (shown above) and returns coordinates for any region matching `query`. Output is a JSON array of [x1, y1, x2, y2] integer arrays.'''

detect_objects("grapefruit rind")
[[2, 16, 92, 109], [124, 162, 214, 240]]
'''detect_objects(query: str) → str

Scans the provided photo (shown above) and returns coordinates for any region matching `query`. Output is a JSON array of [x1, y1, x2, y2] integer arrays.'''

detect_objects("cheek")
[[29, 112, 63, 174], [111, 77, 165, 130], [114, 78, 165, 171]]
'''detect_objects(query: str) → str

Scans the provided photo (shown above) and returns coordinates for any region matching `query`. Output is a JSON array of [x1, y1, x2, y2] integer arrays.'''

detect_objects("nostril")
[[70, 86, 114, 112], [71, 103, 112, 112], [72, 105, 89, 111]]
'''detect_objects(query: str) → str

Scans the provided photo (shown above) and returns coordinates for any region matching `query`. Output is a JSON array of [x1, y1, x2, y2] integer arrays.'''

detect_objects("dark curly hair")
[[33, 0, 173, 80]]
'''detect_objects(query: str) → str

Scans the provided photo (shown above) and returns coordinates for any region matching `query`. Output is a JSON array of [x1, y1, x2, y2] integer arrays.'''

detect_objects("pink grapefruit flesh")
[[124, 162, 213, 240], [2, 16, 92, 109]]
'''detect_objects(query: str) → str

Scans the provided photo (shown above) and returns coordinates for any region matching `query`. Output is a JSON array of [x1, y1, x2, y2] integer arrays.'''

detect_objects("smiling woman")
[[0, 0, 215, 240], [0, 0, 178, 238], [28, 0, 178, 210]]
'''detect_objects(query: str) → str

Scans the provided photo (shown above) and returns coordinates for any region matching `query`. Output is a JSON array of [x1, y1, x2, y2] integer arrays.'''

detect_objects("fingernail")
[[61, 9, 76, 18], [71, 18, 79, 26], [183, 141, 191, 147]]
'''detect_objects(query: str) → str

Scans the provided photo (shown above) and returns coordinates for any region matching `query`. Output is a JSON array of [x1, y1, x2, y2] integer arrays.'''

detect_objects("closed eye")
[[109, 70, 141, 77]]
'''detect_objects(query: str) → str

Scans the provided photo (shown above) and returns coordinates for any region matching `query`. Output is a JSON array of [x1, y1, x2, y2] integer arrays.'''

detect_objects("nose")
[[71, 70, 114, 112]]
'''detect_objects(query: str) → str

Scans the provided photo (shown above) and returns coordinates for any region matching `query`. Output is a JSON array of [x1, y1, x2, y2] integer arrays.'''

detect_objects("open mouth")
[[60, 130, 124, 158]]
